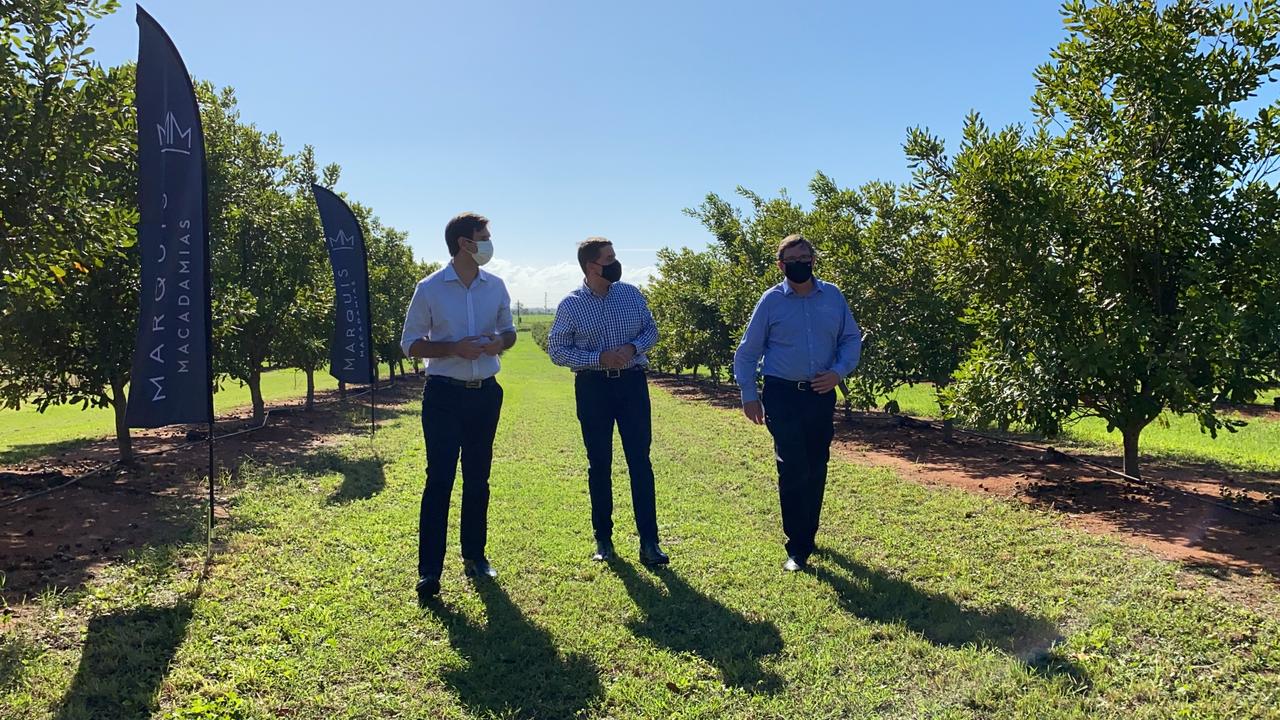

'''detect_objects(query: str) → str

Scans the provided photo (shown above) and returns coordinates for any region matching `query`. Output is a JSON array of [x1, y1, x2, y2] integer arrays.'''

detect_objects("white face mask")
[[469, 239, 494, 266]]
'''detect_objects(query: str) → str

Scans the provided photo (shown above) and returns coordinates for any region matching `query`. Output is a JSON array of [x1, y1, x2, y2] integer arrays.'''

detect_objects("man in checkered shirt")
[[548, 237, 670, 566]]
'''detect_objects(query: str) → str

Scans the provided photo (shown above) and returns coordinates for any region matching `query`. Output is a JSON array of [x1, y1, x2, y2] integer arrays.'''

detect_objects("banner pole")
[[206, 419, 214, 559]]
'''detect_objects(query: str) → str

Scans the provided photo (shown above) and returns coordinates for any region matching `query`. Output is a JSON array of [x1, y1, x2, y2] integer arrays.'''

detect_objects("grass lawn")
[[3, 340, 1277, 719], [0, 364, 398, 465], [878, 384, 1280, 473]]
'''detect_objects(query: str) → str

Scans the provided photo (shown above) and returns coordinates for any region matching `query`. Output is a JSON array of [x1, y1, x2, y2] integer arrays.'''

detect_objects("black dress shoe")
[[592, 539, 615, 562], [462, 558, 498, 579], [416, 576, 440, 603], [782, 556, 806, 572], [639, 542, 670, 566]]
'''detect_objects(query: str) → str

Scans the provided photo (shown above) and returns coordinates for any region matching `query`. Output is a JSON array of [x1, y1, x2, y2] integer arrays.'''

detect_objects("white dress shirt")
[[399, 262, 516, 381]]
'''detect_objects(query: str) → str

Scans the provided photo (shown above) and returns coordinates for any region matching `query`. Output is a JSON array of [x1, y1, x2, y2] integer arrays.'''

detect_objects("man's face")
[[460, 225, 492, 255], [588, 245, 617, 277], [777, 243, 815, 273]]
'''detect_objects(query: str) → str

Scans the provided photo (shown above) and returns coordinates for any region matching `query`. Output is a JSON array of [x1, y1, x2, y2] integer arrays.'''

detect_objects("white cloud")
[[481, 258, 658, 309]]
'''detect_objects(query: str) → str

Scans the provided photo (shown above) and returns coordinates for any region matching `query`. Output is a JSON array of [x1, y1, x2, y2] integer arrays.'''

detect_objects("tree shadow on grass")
[[816, 549, 1088, 685], [426, 582, 603, 719], [611, 560, 784, 693], [53, 602, 193, 720]]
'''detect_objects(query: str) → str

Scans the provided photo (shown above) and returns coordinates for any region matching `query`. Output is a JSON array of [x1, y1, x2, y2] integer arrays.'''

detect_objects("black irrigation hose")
[[0, 377, 402, 511], [866, 411, 1280, 524]]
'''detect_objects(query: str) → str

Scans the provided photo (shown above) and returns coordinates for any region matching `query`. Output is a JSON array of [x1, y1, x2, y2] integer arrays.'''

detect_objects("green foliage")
[[0, 0, 129, 299], [645, 248, 735, 382], [906, 0, 1280, 476], [0, 34, 138, 456]]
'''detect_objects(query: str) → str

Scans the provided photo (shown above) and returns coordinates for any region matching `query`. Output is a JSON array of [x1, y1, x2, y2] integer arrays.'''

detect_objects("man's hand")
[[599, 345, 631, 369], [811, 370, 841, 394], [453, 336, 487, 360], [480, 334, 504, 356], [742, 400, 765, 425]]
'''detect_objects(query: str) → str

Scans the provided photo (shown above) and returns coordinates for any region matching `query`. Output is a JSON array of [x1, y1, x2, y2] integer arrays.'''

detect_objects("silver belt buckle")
[[465, 379, 483, 389], [605, 369, 622, 379], [796, 381, 808, 391]]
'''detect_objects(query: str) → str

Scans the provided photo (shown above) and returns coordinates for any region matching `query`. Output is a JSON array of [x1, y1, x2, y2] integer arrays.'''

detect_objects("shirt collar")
[[444, 261, 488, 284], [781, 277, 824, 296], [582, 280, 612, 298]]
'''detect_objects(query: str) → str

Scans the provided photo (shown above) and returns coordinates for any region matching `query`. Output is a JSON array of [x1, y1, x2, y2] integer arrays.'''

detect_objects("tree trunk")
[[339, 380, 346, 399], [305, 367, 315, 412], [110, 375, 133, 464], [397, 358, 405, 377], [1122, 425, 1142, 479], [249, 367, 265, 423]]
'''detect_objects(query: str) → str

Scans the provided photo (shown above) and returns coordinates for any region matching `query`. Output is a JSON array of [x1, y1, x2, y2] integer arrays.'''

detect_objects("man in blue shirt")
[[401, 212, 517, 603], [733, 234, 862, 572], [548, 237, 669, 566]]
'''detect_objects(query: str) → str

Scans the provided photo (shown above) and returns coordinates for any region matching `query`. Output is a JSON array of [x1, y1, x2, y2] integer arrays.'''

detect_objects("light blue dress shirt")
[[732, 278, 862, 403], [399, 262, 516, 381]]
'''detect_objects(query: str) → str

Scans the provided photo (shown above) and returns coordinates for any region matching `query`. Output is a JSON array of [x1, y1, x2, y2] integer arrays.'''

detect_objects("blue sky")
[[89, 1, 1067, 306]]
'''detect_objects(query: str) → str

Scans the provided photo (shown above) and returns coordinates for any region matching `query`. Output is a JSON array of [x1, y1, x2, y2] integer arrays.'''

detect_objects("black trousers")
[[574, 368, 659, 545], [418, 378, 503, 578], [762, 377, 837, 560]]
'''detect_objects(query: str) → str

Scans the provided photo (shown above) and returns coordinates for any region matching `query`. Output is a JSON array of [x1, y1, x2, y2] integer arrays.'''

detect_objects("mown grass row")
[[3, 341, 1278, 719]]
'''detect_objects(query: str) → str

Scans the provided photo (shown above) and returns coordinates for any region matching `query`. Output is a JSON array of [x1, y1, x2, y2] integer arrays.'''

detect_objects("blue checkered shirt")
[[548, 282, 659, 371]]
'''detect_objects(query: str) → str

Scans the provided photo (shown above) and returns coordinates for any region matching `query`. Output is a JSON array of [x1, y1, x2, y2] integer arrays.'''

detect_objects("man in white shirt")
[[401, 212, 516, 603]]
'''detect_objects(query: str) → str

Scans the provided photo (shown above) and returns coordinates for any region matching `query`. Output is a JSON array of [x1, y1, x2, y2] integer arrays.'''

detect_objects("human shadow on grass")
[[816, 549, 1088, 685], [426, 582, 603, 719], [611, 560, 785, 693], [54, 602, 193, 720], [296, 450, 386, 505]]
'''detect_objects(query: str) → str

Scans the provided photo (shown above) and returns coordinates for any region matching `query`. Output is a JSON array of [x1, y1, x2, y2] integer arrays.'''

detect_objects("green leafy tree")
[[1, 0, 131, 300], [0, 61, 140, 460], [645, 248, 735, 382], [907, 0, 1280, 477], [271, 146, 340, 411], [203, 85, 312, 422], [807, 174, 972, 412]]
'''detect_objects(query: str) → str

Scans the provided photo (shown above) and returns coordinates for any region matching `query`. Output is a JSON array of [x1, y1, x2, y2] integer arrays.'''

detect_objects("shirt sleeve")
[[495, 280, 516, 335], [732, 292, 771, 404], [547, 296, 600, 368], [830, 290, 863, 377], [628, 287, 659, 354], [400, 281, 430, 358]]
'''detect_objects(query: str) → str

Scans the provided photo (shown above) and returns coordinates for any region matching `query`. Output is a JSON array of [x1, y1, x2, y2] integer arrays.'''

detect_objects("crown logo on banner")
[[157, 112, 192, 154], [328, 229, 357, 250]]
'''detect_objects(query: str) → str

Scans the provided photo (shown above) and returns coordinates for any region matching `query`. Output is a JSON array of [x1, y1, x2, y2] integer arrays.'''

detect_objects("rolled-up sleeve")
[[400, 281, 430, 358], [732, 294, 771, 404], [495, 281, 516, 335]]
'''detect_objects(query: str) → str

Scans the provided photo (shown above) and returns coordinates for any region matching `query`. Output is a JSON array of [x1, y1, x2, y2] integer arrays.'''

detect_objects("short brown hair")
[[577, 237, 613, 272], [444, 213, 489, 256], [777, 233, 814, 262]]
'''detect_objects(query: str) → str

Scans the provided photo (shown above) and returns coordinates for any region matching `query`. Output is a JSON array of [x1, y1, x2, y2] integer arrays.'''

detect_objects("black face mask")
[[599, 260, 623, 283], [783, 261, 813, 284]]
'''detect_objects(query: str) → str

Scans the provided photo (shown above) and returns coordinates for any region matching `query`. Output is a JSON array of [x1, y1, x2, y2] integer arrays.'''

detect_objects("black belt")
[[576, 366, 646, 379], [426, 375, 496, 389], [764, 375, 815, 391]]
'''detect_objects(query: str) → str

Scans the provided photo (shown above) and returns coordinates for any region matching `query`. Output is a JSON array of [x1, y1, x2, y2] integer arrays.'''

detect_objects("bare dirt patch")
[[1, 382, 420, 606], [652, 375, 1280, 582]]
